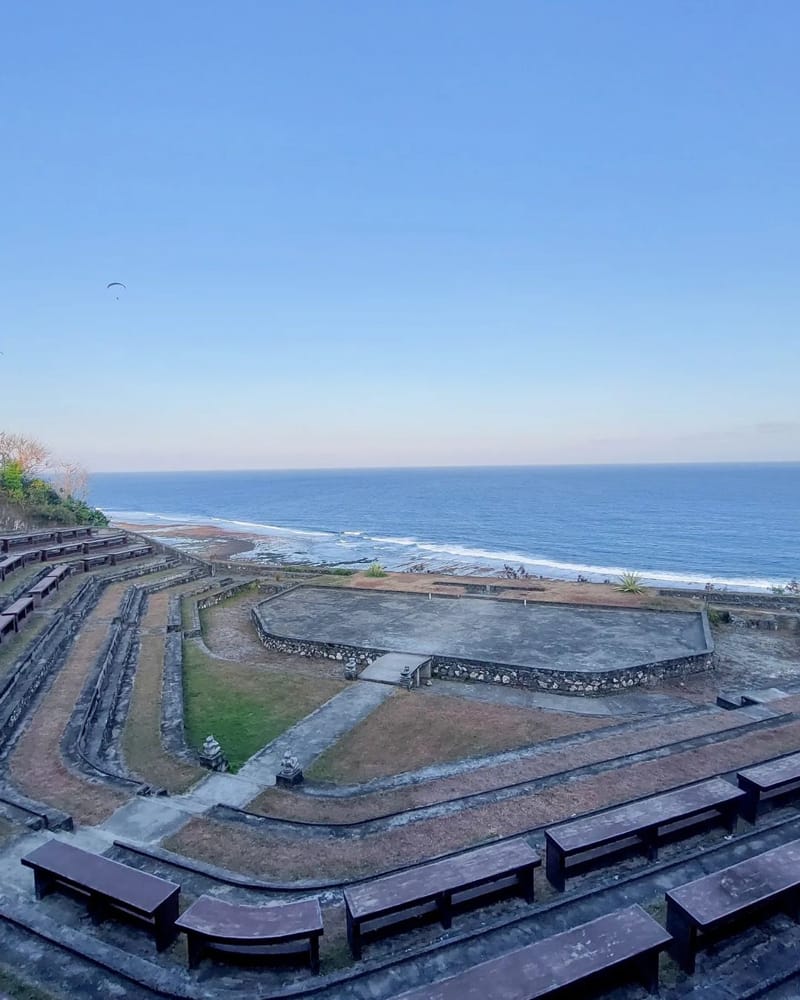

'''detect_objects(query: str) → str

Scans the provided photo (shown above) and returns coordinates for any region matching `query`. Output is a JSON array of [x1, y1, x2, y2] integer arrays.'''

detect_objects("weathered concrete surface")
[[258, 587, 709, 673], [236, 681, 393, 788], [360, 652, 430, 686]]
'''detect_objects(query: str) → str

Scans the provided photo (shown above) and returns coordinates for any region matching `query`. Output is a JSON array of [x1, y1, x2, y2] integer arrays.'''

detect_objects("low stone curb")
[[213, 708, 797, 838]]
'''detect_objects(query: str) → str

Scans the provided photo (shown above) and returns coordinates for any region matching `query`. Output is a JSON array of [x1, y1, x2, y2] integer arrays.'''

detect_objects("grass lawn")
[[306, 688, 606, 784], [183, 641, 345, 770]]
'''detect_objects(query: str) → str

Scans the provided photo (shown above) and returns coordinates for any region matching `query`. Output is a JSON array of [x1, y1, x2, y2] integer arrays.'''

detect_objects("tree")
[[0, 460, 25, 502], [0, 431, 50, 475], [53, 461, 89, 501]]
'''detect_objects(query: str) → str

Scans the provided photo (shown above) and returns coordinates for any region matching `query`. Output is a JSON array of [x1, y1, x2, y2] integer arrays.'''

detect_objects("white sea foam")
[[102, 508, 786, 592]]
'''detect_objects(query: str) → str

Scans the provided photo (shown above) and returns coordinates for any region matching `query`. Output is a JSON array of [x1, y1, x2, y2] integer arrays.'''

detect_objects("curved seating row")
[[18, 755, 800, 993]]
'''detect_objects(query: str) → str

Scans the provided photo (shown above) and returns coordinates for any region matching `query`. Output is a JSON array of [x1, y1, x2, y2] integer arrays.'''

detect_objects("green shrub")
[[617, 571, 644, 594], [366, 562, 387, 578]]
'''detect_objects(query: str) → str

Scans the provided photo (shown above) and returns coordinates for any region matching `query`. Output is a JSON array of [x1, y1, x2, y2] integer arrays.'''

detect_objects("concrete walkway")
[[95, 681, 394, 843], [425, 676, 697, 716]]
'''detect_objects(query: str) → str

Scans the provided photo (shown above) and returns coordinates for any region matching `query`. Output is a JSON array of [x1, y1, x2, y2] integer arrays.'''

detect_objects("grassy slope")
[[182, 641, 345, 770]]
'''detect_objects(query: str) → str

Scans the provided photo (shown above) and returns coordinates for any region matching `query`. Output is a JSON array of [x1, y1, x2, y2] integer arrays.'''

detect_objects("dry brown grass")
[[250, 702, 760, 821], [307, 689, 608, 784], [170, 717, 800, 880], [122, 589, 203, 793], [199, 589, 346, 680], [8, 582, 130, 824], [346, 571, 659, 608]]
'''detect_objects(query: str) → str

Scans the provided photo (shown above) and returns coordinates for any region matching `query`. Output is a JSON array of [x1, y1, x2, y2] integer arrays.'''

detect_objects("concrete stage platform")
[[256, 587, 710, 674]]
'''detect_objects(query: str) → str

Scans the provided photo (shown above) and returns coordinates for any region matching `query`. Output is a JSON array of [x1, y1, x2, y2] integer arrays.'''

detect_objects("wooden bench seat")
[[27, 576, 59, 605], [344, 838, 540, 959], [40, 542, 84, 561], [0, 530, 55, 553], [21, 839, 180, 951], [737, 752, 800, 823], [0, 554, 23, 581], [83, 533, 127, 552], [45, 564, 71, 584], [175, 894, 323, 972], [109, 544, 152, 564], [545, 778, 744, 891], [82, 552, 112, 571], [55, 527, 92, 542], [394, 904, 671, 999], [666, 837, 800, 973], [0, 614, 17, 642], [2, 596, 35, 629]]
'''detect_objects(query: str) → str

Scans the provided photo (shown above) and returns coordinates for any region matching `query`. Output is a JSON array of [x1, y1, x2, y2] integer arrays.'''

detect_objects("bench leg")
[[517, 864, 535, 904], [740, 788, 760, 826], [641, 826, 659, 862], [309, 933, 320, 975], [154, 893, 179, 951], [666, 903, 697, 975], [32, 869, 55, 901], [186, 933, 204, 970], [346, 909, 362, 960], [633, 949, 661, 994], [723, 802, 738, 834], [87, 894, 109, 925], [437, 891, 452, 930], [781, 888, 800, 924], [545, 844, 566, 892]]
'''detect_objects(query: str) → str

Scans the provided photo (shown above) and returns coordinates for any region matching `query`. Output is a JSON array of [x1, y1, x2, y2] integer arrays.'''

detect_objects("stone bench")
[[666, 837, 800, 973], [545, 778, 744, 891], [175, 894, 323, 972], [394, 904, 671, 998], [344, 838, 540, 959], [21, 839, 180, 951], [737, 752, 800, 823]]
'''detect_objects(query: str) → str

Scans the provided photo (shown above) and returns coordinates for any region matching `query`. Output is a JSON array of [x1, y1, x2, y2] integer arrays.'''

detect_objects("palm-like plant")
[[617, 571, 644, 593]]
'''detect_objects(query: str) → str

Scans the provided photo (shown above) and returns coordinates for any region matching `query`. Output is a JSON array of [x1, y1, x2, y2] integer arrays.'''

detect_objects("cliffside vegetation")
[[0, 431, 108, 529]]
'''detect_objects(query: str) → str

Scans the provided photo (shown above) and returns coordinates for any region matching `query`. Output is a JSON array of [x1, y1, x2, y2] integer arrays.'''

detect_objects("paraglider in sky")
[[106, 282, 126, 300]]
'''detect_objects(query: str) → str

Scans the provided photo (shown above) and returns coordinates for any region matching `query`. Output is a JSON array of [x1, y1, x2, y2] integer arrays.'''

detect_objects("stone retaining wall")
[[0, 578, 101, 756], [251, 594, 712, 694], [251, 602, 384, 669], [430, 650, 712, 695]]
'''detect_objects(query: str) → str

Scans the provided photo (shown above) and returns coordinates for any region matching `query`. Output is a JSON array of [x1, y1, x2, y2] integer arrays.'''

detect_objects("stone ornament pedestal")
[[276, 750, 304, 788], [200, 735, 229, 772]]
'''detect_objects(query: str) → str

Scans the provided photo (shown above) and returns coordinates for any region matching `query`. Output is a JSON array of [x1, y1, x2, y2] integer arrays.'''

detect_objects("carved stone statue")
[[276, 748, 303, 787], [200, 734, 228, 772]]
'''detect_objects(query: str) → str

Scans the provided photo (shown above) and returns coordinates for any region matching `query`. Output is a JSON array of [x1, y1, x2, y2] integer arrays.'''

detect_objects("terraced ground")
[[0, 546, 798, 1000]]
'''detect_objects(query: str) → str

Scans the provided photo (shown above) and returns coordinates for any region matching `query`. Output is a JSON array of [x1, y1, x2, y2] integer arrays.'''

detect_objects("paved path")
[[95, 681, 394, 843], [425, 677, 696, 716]]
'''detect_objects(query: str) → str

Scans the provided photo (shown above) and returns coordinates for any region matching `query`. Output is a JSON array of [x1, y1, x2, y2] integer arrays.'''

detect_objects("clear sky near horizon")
[[2, 1, 798, 471]]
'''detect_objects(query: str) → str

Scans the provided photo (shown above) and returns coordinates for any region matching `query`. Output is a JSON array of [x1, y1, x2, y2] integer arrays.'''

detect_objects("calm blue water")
[[88, 465, 800, 592]]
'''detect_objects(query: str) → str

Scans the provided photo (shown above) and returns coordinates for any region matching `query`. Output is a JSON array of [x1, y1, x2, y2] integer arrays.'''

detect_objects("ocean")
[[88, 464, 799, 593]]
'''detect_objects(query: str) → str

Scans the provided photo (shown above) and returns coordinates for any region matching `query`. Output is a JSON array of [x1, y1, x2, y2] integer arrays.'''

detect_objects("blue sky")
[[2, 1, 798, 471]]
